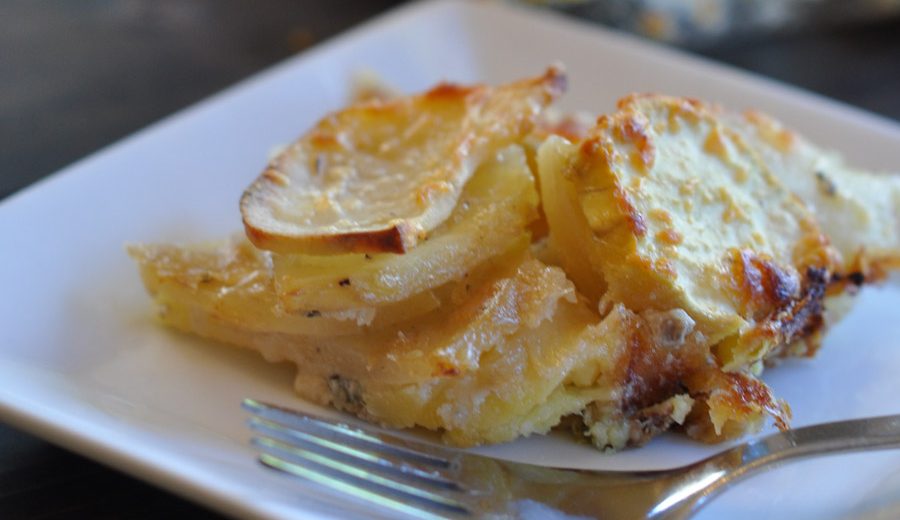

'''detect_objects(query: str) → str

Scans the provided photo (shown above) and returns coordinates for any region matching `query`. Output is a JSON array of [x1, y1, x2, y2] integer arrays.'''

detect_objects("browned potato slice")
[[538, 95, 840, 370], [733, 110, 900, 280], [271, 145, 538, 312], [241, 66, 565, 255]]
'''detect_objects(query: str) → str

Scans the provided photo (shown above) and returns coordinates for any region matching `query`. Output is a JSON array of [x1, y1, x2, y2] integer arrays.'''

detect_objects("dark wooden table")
[[2, 1, 899, 518]]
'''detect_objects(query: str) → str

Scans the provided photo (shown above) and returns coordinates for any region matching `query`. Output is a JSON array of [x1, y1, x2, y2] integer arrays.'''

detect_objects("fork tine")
[[256, 448, 468, 520], [243, 399, 477, 517], [242, 399, 459, 468], [251, 429, 473, 518], [253, 435, 471, 513], [248, 416, 464, 490]]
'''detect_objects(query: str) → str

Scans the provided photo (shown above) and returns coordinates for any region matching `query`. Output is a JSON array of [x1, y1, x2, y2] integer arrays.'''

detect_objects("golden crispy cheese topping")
[[734, 110, 900, 279], [539, 94, 838, 365]]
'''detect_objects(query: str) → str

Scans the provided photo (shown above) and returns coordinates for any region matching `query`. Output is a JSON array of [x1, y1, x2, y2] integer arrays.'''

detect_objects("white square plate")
[[2, 1, 899, 518]]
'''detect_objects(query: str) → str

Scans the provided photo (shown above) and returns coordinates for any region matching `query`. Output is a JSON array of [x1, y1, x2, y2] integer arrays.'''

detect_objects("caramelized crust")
[[577, 305, 787, 448]]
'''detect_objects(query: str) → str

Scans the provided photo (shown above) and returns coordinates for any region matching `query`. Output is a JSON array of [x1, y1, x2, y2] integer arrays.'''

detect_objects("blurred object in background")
[[525, 0, 900, 47]]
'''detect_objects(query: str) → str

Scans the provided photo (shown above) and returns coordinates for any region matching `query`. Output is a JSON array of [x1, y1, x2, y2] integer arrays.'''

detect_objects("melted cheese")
[[540, 95, 838, 367], [735, 110, 900, 278]]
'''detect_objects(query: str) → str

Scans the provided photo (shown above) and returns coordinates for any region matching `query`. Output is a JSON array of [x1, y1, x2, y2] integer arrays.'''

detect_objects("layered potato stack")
[[130, 67, 900, 450]]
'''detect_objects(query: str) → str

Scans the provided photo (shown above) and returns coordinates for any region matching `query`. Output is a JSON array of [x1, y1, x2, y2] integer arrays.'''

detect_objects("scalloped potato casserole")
[[130, 67, 900, 451]]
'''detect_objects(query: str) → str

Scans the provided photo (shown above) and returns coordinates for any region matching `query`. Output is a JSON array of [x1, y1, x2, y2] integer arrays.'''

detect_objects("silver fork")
[[242, 398, 900, 519]]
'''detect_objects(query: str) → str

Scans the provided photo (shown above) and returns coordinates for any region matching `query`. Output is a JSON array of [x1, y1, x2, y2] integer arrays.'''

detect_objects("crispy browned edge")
[[242, 217, 414, 255]]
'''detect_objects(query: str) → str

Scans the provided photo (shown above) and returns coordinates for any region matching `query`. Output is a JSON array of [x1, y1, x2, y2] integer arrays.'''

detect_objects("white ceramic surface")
[[1, 1, 899, 518]]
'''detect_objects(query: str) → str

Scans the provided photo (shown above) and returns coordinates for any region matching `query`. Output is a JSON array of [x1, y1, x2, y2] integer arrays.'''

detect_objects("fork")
[[242, 398, 900, 519]]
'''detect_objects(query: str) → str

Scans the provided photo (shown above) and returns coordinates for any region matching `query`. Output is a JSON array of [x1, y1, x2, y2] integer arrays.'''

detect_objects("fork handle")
[[681, 414, 900, 516]]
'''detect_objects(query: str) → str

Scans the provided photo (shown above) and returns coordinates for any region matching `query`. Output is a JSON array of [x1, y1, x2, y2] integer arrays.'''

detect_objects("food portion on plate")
[[130, 67, 900, 451]]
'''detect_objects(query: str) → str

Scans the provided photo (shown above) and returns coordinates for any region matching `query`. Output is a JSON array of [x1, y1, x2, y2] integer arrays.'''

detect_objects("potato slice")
[[732, 110, 900, 279], [271, 145, 538, 312], [241, 66, 565, 255], [128, 238, 442, 337], [537, 135, 607, 303], [539, 95, 839, 369]]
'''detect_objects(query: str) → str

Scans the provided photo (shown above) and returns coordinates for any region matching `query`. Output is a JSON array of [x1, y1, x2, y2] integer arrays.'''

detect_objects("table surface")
[[2, 1, 899, 518]]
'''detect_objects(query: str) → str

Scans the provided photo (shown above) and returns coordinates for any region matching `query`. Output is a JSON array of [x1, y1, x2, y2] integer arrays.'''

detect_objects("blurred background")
[[1, 0, 899, 517], [539, 0, 900, 46]]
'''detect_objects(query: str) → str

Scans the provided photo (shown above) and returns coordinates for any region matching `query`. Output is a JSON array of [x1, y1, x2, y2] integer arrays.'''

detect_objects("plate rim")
[[1, 0, 899, 519]]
